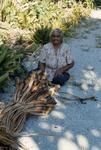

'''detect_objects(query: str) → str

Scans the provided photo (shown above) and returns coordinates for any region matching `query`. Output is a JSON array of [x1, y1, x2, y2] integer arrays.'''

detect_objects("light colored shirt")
[[40, 42, 73, 81]]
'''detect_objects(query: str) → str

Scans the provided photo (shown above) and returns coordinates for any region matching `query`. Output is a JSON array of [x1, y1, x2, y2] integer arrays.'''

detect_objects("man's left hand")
[[54, 68, 64, 77]]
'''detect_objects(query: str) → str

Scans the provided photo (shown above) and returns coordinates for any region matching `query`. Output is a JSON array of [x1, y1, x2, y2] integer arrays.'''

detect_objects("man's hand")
[[54, 61, 74, 77], [54, 68, 64, 77]]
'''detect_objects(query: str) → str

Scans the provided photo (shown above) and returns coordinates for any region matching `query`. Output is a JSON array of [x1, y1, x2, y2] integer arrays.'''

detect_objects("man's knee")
[[52, 74, 69, 86]]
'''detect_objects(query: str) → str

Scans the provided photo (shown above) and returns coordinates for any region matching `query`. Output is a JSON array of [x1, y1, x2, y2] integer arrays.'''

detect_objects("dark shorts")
[[52, 72, 70, 86]]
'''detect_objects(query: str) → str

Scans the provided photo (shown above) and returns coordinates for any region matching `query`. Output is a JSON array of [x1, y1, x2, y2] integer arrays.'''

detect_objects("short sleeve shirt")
[[40, 42, 73, 81]]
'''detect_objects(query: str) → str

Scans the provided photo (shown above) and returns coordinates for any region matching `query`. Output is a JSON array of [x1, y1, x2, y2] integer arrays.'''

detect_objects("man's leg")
[[52, 73, 70, 86]]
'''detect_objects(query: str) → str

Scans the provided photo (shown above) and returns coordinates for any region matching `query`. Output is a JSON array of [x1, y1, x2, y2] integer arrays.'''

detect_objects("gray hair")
[[50, 28, 64, 43]]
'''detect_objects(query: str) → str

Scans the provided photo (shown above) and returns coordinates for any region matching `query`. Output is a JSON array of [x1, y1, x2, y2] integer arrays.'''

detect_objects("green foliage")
[[94, 0, 101, 6], [0, 44, 23, 88], [33, 26, 52, 45], [84, 0, 94, 8], [75, 0, 95, 8], [0, 0, 92, 31]]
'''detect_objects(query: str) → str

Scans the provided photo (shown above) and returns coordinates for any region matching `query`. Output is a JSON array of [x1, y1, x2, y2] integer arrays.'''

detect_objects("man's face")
[[51, 32, 61, 45]]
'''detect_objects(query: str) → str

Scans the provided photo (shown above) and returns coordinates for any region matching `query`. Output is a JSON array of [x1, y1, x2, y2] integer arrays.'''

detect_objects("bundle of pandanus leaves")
[[0, 126, 23, 150], [0, 102, 23, 149], [0, 71, 59, 149]]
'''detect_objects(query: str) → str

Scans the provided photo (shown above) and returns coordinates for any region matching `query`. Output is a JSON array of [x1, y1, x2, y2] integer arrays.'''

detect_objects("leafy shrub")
[[94, 0, 101, 6], [0, 45, 23, 88], [0, 0, 92, 31], [33, 26, 52, 45]]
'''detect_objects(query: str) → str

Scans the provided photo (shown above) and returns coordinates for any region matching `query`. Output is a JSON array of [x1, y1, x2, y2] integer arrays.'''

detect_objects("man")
[[39, 28, 74, 86]]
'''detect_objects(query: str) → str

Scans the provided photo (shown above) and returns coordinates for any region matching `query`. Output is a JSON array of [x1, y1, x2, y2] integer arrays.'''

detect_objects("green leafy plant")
[[94, 0, 101, 6], [0, 44, 23, 88], [0, 0, 92, 31], [33, 26, 52, 45]]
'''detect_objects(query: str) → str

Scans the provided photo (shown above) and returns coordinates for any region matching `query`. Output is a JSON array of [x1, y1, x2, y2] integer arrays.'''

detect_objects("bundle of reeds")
[[0, 102, 23, 149], [0, 126, 23, 150], [0, 71, 59, 135]]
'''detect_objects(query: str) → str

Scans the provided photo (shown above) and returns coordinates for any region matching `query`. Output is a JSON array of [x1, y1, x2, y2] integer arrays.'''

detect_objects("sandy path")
[[19, 10, 101, 150]]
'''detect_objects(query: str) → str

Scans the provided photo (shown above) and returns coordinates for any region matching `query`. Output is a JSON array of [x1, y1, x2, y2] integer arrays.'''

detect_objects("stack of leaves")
[[0, 44, 23, 88], [0, 71, 59, 135]]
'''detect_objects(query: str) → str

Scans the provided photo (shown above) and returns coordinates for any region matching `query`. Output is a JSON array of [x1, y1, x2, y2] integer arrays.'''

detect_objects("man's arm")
[[61, 60, 74, 72], [40, 62, 46, 73], [55, 61, 74, 76]]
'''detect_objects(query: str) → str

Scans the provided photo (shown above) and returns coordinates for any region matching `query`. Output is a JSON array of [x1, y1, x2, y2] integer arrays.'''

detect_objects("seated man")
[[39, 28, 74, 86]]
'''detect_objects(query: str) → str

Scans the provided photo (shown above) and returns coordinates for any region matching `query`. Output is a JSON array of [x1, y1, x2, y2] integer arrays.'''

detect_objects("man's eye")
[[52, 35, 60, 37]]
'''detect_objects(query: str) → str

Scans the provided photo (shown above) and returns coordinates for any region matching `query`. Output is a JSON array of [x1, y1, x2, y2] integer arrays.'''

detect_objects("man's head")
[[50, 28, 64, 46]]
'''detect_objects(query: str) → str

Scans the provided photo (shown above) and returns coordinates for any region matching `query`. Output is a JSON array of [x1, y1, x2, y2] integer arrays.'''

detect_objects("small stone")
[[72, 80, 82, 87], [82, 34, 88, 39], [85, 65, 94, 71], [80, 83, 88, 91], [82, 47, 90, 52]]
